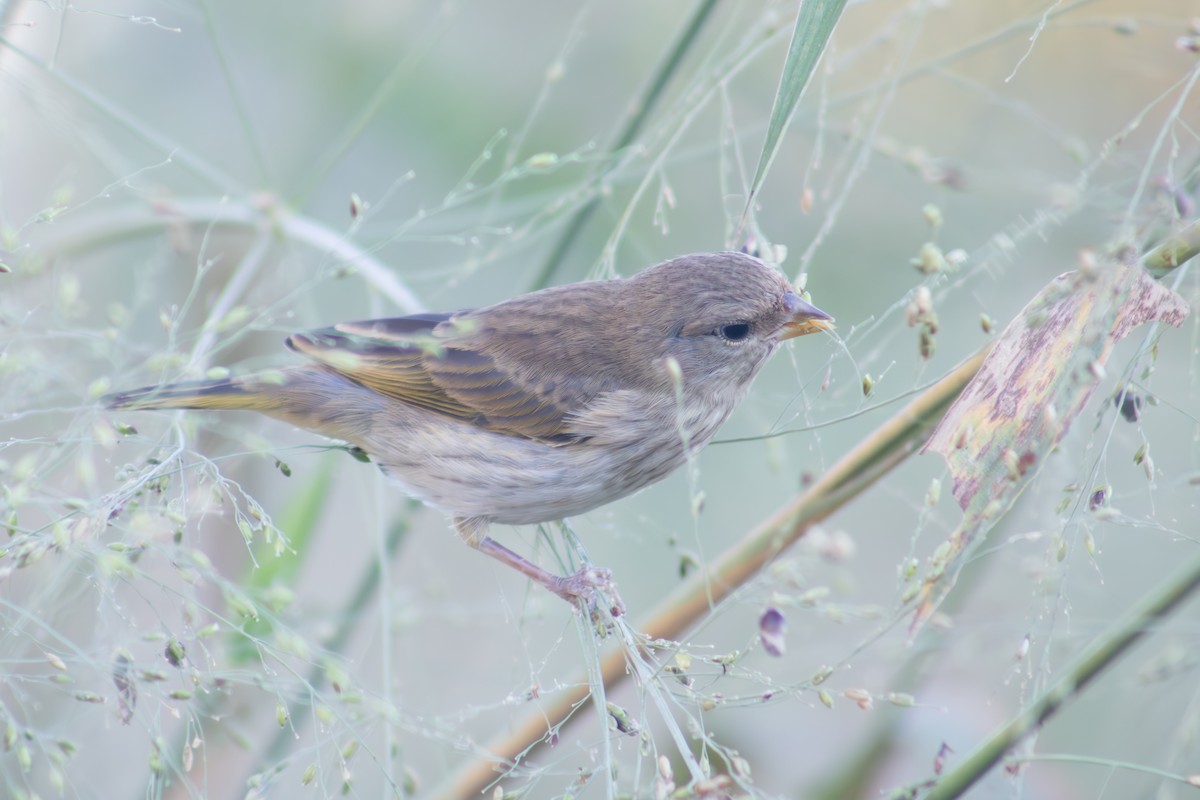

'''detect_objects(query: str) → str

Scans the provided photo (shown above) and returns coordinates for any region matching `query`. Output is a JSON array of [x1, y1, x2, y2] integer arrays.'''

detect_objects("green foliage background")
[[1, 1, 1198, 798]]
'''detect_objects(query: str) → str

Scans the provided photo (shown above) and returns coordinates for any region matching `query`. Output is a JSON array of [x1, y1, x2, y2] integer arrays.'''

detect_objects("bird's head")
[[627, 251, 833, 392]]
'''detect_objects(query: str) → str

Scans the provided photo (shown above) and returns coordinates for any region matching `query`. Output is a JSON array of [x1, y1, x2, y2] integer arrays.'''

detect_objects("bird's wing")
[[286, 314, 587, 442]]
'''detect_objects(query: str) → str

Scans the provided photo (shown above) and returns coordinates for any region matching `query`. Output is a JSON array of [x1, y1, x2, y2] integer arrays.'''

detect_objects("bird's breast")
[[363, 385, 743, 527]]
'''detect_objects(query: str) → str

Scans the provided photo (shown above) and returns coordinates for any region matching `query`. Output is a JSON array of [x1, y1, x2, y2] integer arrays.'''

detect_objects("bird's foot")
[[468, 532, 626, 616], [551, 566, 625, 617]]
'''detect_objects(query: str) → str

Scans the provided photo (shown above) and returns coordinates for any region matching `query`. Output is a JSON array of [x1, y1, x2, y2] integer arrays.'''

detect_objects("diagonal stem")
[[924, 551, 1200, 800], [528, 0, 722, 290], [436, 346, 990, 799]]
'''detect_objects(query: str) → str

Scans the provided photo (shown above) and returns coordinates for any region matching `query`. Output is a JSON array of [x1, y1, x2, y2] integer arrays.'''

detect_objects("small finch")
[[105, 251, 832, 608]]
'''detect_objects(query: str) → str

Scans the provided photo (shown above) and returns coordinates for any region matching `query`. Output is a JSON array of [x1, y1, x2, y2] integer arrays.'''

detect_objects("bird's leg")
[[478, 537, 621, 610], [454, 517, 624, 615]]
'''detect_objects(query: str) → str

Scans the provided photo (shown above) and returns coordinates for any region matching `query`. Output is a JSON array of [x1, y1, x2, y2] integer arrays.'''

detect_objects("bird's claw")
[[551, 566, 625, 617]]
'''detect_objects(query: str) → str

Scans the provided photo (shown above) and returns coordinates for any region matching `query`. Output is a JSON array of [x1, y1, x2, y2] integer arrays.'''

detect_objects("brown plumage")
[[105, 251, 832, 609]]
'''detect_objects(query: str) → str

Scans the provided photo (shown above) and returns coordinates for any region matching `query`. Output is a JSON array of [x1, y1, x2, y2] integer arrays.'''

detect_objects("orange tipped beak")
[[778, 291, 834, 340]]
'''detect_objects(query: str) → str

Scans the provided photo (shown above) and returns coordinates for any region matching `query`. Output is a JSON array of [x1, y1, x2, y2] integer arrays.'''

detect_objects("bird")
[[105, 251, 832, 610]]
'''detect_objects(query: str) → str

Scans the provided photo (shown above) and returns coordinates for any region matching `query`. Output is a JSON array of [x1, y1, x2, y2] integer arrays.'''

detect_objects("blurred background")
[[1, 0, 1198, 798]]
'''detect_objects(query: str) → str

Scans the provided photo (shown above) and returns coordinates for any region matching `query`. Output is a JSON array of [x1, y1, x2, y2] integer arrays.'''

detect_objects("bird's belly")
[[371, 425, 698, 526], [365, 394, 735, 526]]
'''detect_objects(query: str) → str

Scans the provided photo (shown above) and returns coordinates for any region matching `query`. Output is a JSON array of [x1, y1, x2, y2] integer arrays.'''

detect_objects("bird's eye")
[[718, 323, 751, 342]]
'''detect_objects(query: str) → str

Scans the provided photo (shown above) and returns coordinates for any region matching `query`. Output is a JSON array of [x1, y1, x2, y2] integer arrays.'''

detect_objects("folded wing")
[[286, 314, 590, 443]]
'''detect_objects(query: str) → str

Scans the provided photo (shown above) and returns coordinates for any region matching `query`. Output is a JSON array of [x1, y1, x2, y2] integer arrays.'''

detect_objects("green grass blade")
[[745, 0, 847, 210], [530, 0, 722, 289]]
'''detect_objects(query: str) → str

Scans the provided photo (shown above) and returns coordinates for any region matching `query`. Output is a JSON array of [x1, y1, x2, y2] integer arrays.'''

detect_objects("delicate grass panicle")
[[1, 2, 1199, 799]]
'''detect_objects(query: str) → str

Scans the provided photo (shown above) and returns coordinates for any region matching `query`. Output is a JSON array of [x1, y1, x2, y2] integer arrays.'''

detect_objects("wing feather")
[[286, 313, 584, 441]]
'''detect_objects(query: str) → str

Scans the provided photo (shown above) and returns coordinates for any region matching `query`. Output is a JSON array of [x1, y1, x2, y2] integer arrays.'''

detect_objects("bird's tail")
[[103, 373, 288, 412], [103, 367, 379, 445]]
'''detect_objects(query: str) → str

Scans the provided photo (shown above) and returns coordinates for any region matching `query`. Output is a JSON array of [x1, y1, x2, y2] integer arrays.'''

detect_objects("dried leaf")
[[916, 259, 1188, 627]]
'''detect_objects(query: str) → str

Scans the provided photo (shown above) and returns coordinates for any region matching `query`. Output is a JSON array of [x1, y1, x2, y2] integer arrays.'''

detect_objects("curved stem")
[[26, 198, 423, 312]]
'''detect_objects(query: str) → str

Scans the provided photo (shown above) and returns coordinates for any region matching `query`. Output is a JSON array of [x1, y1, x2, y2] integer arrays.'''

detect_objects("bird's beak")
[[778, 291, 834, 340]]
